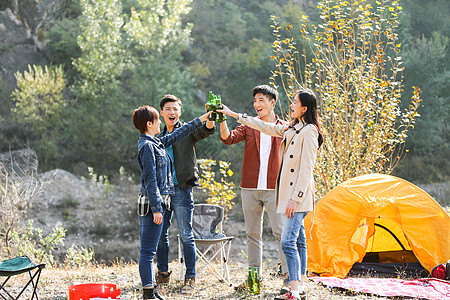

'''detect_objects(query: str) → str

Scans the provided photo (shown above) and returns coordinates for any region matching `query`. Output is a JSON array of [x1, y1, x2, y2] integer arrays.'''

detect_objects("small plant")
[[0, 148, 45, 257], [64, 243, 95, 268], [82, 166, 114, 195], [198, 159, 236, 221], [9, 220, 66, 266], [118, 166, 134, 184], [58, 194, 79, 209]]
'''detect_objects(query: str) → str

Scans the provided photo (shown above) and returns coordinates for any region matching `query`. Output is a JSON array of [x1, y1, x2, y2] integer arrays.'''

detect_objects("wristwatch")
[[239, 113, 248, 120]]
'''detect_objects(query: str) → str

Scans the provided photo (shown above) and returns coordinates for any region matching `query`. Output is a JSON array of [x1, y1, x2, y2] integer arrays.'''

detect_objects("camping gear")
[[305, 173, 450, 278], [178, 204, 234, 284], [68, 283, 120, 300], [0, 256, 45, 300], [431, 262, 450, 280]]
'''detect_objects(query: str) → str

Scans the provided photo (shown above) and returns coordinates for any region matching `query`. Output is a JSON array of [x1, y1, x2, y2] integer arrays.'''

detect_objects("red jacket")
[[221, 116, 285, 189]]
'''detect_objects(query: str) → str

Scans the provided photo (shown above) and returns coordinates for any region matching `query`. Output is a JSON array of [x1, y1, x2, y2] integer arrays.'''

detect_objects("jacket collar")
[[161, 120, 182, 136]]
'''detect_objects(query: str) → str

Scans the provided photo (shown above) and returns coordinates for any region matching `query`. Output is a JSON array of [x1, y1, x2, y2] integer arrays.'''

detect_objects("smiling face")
[[147, 112, 162, 136], [290, 94, 308, 120], [253, 93, 275, 121], [160, 101, 181, 132]]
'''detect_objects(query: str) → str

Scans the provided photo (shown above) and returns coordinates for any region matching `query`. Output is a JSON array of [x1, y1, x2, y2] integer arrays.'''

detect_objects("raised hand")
[[199, 110, 213, 123], [217, 104, 239, 119]]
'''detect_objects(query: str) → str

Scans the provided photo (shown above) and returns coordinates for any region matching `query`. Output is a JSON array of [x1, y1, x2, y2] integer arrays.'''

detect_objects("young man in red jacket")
[[220, 85, 288, 291]]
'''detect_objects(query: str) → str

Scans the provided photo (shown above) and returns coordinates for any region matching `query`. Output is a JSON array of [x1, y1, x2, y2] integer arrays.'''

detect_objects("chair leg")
[[15, 267, 43, 300], [224, 240, 233, 283], [30, 266, 43, 300], [0, 266, 43, 300], [195, 242, 233, 284], [0, 277, 14, 300]]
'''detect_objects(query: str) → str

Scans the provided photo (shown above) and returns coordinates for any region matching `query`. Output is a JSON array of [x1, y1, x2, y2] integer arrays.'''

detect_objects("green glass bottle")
[[247, 266, 254, 293], [253, 267, 260, 294], [207, 91, 217, 121]]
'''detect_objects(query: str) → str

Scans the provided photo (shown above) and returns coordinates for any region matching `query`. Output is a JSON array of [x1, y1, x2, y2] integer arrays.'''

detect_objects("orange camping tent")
[[305, 173, 450, 278]]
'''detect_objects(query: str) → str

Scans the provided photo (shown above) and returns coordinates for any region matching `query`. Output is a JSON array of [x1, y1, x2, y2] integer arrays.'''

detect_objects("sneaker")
[[280, 277, 289, 294], [181, 276, 195, 295], [274, 291, 307, 300], [155, 271, 171, 284]]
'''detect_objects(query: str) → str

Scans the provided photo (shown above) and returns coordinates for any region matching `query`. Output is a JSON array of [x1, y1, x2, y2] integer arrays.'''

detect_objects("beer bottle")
[[253, 267, 260, 294], [247, 266, 254, 293]]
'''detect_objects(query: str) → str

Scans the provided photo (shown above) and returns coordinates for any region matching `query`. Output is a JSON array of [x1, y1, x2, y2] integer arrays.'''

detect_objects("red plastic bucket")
[[68, 283, 121, 300]]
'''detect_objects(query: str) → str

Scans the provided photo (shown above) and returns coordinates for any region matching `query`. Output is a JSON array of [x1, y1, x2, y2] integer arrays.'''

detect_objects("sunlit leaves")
[[11, 65, 66, 135], [74, 0, 126, 99], [270, 0, 421, 197], [198, 159, 236, 222]]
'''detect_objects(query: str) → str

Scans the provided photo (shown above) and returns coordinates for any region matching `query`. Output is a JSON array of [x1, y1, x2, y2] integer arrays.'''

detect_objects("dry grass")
[[2, 260, 394, 300]]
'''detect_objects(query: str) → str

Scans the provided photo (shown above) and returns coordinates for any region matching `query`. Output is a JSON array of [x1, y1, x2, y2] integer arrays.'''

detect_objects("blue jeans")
[[157, 186, 196, 277], [139, 209, 164, 287], [281, 212, 308, 283]]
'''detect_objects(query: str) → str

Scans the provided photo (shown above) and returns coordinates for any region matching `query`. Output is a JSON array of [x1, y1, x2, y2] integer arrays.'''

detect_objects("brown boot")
[[155, 270, 171, 284], [181, 276, 195, 295]]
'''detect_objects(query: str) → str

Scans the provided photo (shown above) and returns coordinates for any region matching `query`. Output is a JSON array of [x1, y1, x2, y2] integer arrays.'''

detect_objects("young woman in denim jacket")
[[132, 105, 211, 300], [219, 90, 323, 300]]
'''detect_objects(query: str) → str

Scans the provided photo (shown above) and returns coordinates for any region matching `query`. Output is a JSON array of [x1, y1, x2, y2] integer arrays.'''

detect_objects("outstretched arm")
[[218, 105, 286, 138]]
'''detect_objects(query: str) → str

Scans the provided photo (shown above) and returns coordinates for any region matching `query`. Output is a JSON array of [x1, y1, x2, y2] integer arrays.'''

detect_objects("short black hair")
[[252, 85, 278, 102], [160, 94, 182, 110]]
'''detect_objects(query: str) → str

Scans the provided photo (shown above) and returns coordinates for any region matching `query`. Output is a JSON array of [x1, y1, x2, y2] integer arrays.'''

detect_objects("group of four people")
[[132, 85, 323, 300]]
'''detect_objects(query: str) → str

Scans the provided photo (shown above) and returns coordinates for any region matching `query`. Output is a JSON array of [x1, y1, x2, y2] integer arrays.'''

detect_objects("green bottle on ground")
[[253, 267, 260, 294], [247, 266, 254, 293]]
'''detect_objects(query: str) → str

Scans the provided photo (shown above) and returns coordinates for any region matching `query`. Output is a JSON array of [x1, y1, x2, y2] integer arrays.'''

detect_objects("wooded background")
[[0, 0, 448, 187]]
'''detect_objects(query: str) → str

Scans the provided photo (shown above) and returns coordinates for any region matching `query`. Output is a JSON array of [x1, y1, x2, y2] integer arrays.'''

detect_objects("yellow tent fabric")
[[305, 173, 450, 278]]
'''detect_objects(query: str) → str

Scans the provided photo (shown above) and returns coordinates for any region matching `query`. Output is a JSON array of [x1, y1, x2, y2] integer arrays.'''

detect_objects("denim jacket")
[[137, 118, 202, 213]]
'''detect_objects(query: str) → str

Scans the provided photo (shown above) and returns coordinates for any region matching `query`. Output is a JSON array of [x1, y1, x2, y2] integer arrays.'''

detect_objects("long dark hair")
[[293, 89, 323, 148]]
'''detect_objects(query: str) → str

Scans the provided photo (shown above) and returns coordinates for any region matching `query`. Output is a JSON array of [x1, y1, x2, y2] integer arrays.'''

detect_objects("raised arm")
[[219, 104, 286, 138], [161, 111, 212, 147]]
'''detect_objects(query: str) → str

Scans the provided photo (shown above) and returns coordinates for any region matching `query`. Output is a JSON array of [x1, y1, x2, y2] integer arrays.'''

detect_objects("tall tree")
[[271, 0, 421, 196]]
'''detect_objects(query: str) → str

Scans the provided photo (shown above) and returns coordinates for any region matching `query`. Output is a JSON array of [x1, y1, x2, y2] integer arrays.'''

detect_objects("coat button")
[[291, 141, 294, 145], [290, 169, 294, 172], [296, 130, 300, 134], [290, 154, 293, 158], [290, 182, 293, 186]]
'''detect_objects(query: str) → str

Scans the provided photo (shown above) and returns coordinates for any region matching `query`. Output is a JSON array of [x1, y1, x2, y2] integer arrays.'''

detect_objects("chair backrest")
[[192, 204, 225, 239]]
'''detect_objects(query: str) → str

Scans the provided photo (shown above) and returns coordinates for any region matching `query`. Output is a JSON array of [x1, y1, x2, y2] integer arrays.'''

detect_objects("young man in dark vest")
[[156, 94, 215, 295]]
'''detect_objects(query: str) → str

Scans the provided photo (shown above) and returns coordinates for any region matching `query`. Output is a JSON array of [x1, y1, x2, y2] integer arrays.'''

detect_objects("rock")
[[0, 0, 65, 93]]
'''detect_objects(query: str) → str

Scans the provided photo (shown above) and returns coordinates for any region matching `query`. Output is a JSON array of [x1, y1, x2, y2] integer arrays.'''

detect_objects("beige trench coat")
[[237, 114, 318, 214]]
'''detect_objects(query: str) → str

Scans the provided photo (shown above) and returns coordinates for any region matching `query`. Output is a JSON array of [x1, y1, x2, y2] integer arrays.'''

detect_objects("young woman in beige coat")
[[219, 89, 323, 300]]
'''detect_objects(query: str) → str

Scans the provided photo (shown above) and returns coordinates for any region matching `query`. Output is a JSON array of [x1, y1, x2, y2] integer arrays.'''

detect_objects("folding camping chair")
[[178, 204, 234, 284], [0, 256, 45, 300]]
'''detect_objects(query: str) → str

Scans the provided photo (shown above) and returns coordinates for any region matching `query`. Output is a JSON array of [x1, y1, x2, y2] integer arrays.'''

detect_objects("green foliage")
[[64, 243, 96, 268], [10, 65, 67, 167], [198, 159, 236, 221], [74, 0, 126, 99], [270, 0, 421, 196], [9, 220, 66, 266], [393, 1, 450, 183], [11, 65, 66, 135]]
